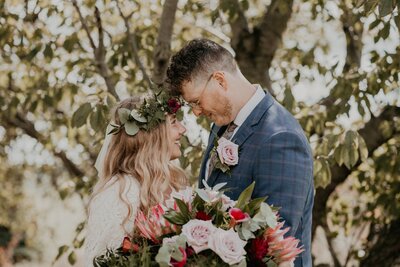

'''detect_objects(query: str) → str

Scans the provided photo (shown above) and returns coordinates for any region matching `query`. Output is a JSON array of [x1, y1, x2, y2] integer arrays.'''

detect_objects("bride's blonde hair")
[[90, 96, 187, 227]]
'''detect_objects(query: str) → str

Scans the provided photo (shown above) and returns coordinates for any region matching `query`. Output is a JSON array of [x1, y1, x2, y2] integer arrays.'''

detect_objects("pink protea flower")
[[135, 204, 177, 243], [263, 222, 304, 264]]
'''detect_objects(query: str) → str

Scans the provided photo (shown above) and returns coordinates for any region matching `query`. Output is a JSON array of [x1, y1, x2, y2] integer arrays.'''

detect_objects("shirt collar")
[[233, 85, 265, 127]]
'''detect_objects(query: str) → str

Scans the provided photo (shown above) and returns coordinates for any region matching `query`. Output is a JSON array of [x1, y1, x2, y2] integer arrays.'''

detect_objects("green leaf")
[[63, 34, 78, 53], [246, 196, 267, 216], [266, 259, 278, 267], [235, 182, 255, 209], [314, 158, 332, 189], [26, 44, 42, 61], [210, 9, 219, 24], [163, 211, 187, 225], [283, 86, 295, 113], [90, 106, 105, 132], [73, 238, 84, 249], [155, 245, 171, 267], [118, 108, 130, 124], [55, 245, 69, 261], [232, 259, 247, 267], [174, 198, 190, 218], [155, 110, 165, 120], [348, 145, 359, 168], [334, 145, 344, 166], [253, 202, 277, 228], [358, 135, 369, 161], [72, 103, 92, 128], [124, 121, 139, 136], [176, 109, 184, 121], [106, 94, 117, 108], [368, 19, 381, 30], [68, 251, 76, 265], [380, 23, 390, 39], [131, 109, 147, 123], [43, 44, 54, 58], [379, 0, 395, 17], [364, 0, 380, 15]]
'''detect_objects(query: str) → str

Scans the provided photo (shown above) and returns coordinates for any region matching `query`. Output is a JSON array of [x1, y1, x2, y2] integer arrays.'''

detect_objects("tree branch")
[[152, 0, 178, 86], [312, 106, 400, 237], [115, 0, 153, 89], [227, 0, 249, 50], [72, 1, 119, 100], [72, 0, 97, 51], [4, 113, 85, 178], [317, 3, 363, 107], [94, 6, 118, 99]]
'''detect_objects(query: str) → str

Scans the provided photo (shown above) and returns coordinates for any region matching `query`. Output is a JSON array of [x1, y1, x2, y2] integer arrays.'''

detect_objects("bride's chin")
[[170, 151, 181, 160]]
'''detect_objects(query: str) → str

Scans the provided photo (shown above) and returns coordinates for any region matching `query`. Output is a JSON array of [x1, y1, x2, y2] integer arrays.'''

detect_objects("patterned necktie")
[[207, 122, 238, 179]]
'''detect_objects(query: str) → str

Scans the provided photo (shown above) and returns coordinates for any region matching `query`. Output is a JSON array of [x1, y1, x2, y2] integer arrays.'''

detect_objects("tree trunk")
[[360, 218, 400, 266], [152, 0, 179, 86], [230, 0, 294, 93]]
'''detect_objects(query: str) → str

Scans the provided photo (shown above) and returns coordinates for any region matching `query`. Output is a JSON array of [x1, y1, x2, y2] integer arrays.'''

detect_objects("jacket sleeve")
[[253, 131, 313, 236]]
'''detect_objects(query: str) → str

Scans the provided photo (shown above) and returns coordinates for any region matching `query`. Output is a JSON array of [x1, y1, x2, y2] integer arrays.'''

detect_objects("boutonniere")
[[209, 136, 239, 173]]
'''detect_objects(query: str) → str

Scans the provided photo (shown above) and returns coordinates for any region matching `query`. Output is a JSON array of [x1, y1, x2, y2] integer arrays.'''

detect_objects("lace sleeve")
[[84, 175, 140, 267]]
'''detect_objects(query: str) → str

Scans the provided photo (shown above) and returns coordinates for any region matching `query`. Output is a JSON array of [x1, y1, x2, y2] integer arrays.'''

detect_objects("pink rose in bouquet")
[[208, 228, 247, 265], [181, 219, 216, 253]]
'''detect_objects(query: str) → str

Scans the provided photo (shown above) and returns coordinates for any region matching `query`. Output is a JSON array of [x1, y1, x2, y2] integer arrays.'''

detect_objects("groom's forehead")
[[181, 80, 197, 100]]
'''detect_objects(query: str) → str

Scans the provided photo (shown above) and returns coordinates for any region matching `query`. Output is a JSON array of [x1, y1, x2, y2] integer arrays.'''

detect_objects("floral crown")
[[107, 91, 183, 136]]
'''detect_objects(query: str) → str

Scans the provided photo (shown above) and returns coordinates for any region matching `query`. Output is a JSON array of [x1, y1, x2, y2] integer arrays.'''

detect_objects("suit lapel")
[[205, 92, 275, 187], [198, 125, 226, 188]]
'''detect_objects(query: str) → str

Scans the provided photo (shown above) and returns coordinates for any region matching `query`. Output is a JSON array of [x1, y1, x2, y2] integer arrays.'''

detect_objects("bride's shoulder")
[[91, 174, 140, 203], [104, 174, 139, 189]]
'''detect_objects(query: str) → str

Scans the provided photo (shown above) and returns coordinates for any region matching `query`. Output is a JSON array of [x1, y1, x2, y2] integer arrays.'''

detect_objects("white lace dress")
[[84, 175, 140, 267]]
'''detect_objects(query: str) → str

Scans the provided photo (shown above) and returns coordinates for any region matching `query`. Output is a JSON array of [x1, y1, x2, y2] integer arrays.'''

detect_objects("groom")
[[166, 39, 314, 267]]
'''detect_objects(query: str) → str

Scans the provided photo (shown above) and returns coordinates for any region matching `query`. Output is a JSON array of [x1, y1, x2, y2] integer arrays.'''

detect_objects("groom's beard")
[[213, 97, 233, 126]]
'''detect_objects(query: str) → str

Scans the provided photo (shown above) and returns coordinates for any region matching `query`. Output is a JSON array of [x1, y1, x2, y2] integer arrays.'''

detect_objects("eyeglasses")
[[186, 74, 213, 109]]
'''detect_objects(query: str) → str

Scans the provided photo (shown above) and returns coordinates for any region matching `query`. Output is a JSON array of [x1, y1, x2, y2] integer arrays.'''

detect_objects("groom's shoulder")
[[253, 100, 308, 144]]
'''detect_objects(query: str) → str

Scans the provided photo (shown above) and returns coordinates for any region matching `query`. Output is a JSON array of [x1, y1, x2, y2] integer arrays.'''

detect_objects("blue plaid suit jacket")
[[199, 91, 314, 267]]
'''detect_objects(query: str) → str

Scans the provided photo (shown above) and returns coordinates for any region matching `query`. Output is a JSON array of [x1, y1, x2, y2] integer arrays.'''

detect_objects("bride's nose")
[[178, 121, 186, 135]]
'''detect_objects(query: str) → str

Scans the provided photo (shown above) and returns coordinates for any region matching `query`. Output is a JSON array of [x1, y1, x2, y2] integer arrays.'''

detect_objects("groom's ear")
[[213, 71, 228, 91]]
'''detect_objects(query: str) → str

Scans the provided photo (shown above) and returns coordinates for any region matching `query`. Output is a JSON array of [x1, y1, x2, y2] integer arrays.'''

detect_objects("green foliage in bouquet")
[[94, 239, 156, 267]]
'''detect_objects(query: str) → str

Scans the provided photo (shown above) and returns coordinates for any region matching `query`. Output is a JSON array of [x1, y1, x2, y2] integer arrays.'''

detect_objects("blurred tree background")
[[0, 0, 399, 266]]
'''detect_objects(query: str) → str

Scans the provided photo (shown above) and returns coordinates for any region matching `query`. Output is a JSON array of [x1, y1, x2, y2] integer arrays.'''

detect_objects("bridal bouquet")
[[94, 181, 303, 267]]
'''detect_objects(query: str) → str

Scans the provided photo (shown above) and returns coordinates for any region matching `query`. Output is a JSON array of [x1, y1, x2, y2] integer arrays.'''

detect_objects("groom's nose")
[[192, 106, 202, 117]]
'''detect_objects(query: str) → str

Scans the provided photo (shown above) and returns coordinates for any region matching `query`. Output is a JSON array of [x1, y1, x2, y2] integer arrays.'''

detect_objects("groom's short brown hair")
[[166, 38, 237, 95]]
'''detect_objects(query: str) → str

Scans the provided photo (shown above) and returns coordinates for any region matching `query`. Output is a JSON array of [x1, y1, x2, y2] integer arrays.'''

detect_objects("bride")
[[84, 95, 187, 266]]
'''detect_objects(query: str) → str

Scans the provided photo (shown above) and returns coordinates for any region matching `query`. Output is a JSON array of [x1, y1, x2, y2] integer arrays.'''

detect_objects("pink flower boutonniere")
[[210, 136, 239, 173]]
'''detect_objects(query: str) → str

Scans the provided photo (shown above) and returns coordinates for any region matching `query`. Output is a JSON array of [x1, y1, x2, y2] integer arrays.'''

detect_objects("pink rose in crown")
[[216, 137, 239, 166]]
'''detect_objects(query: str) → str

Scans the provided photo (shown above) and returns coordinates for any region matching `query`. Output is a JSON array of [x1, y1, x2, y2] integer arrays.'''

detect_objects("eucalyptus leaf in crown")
[[107, 90, 184, 136]]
